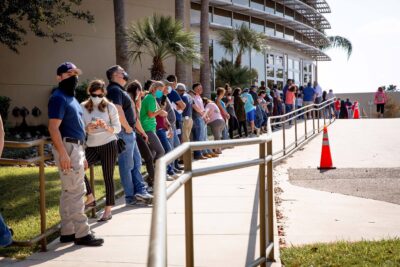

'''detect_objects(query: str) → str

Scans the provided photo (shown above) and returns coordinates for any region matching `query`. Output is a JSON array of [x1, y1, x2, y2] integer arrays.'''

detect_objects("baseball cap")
[[56, 62, 82, 76]]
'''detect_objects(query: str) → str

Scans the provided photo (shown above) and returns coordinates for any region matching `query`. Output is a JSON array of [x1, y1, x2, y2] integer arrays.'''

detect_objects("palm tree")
[[126, 15, 200, 80], [113, 0, 130, 72], [218, 24, 267, 67], [200, 0, 211, 98], [175, 0, 187, 84], [215, 59, 258, 88], [322, 35, 353, 59]]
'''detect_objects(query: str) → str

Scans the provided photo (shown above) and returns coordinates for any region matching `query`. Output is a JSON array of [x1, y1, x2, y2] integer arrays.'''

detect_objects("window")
[[213, 8, 232, 26], [285, 28, 295, 41], [190, 3, 200, 24], [285, 8, 294, 20], [267, 66, 274, 78], [276, 25, 284, 38], [233, 0, 249, 6], [251, 17, 264, 33], [234, 49, 250, 67], [251, 50, 266, 83], [233, 13, 250, 28], [276, 3, 284, 17], [213, 39, 232, 64], [265, 21, 275, 36], [250, 0, 264, 11], [265, 0, 275, 14]]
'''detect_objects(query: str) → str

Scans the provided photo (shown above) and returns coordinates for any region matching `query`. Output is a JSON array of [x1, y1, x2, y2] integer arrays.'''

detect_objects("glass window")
[[266, 54, 274, 65], [276, 25, 284, 38], [233, 13, 250, 28], [265, 0, 275, 14], [251, 50, 265, 82], [285, 8, 294, 20], [294, 72, 300, 85], [276, 3, 284, 17], [214, 8, 232, 26], [190, 3, 201, 24], [251, 17, 264, 33], [267, 80, 275, 90], [250, 0, 264, 11], [277, 81, 283, 90], [267, 66, 274, 77], [288, 58, 293, 69], [276, 55, 284, 66], [277, 68, 284, 79], [285, 28, 295, 41], [294, 60, 300, 70], [233, 0, 249, 6], [265, 21, 275, 36], [288, 71, 293, 80]]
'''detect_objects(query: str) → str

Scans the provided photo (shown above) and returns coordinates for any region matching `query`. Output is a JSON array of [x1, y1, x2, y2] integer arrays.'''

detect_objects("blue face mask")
[[155, 89, 163, 99]]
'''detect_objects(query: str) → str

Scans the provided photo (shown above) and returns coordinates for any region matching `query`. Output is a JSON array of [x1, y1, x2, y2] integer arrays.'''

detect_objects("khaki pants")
[[53, 141, 90, 238], [182, 117, 193, 143]]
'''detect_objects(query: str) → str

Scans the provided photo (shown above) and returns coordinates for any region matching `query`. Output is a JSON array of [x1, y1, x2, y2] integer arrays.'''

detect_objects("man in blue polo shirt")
[[303, 82, 316, 119], [48, 62, 103, 246], [242, 88, 257, 137]]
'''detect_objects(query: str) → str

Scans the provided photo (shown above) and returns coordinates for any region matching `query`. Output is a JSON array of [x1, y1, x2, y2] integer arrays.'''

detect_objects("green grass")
[[281, 239, 400, 267], [0, 165, 122, 259]]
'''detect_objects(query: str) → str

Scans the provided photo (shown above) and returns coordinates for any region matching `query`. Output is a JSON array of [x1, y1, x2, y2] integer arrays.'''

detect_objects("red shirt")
[[334, 100, 340, 111]]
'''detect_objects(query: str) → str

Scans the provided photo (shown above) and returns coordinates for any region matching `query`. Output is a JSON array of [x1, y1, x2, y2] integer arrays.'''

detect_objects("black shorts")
[[377, 104, 385, 114]]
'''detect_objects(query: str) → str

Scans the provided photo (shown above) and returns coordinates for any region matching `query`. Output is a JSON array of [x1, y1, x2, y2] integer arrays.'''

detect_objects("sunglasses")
[[90, 93, 105, 98]]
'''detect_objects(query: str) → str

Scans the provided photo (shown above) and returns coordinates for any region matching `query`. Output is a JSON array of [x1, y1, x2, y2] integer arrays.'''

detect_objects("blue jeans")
[[222, 124, 229, 140], [117, 131, 146, 203], [285, 104, 293, 125], [202, 122, 213, 155], [157, 129, 174, 174], [0, 213, 12, 247], [168, 125, 181, 168], [192, 117, 204, 158]]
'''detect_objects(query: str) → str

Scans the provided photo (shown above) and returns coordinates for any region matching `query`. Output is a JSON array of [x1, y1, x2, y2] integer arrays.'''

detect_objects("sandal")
[[84, 200, 96, 210], [97, 214, 112, 222]]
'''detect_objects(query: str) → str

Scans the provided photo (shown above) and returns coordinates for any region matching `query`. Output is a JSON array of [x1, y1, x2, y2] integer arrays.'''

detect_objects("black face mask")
[[122, 71, 129, 82], [59, 75, 78, 96]]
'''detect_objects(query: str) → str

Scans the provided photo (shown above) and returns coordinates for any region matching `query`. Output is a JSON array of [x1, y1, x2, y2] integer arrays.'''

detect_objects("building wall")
[[335, 92, 400, 118], [0, 0, 177, 127]]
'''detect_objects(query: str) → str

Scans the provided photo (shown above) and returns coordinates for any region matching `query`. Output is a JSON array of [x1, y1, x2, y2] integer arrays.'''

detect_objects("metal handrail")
[[267, 98, 336, 161], [148, 136, 275, 267]]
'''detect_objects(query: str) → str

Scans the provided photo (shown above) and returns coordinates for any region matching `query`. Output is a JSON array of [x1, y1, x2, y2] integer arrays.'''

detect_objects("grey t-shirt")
[[166, 98, 176, 125]]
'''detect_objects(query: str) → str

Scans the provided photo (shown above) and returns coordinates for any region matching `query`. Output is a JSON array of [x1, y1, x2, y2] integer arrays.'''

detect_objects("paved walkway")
[[277, 119, 400, 246], [5, 130, 293, 267]]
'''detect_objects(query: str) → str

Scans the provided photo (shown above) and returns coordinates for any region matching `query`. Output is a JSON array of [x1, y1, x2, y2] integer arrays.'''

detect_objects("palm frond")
[[322, 35, 353, 60]]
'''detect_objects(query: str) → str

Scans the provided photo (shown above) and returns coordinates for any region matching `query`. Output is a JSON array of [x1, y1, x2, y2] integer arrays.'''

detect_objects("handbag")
[[107, 104, 126, 154]]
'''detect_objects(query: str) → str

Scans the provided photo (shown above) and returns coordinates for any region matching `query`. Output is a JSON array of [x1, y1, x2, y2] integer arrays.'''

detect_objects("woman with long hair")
[[126, 80, 155, 193], [233, 88, 248, 137], [204, 98, 225, 154], [374, 87, 388, 118], [81, 79, 121, 221]]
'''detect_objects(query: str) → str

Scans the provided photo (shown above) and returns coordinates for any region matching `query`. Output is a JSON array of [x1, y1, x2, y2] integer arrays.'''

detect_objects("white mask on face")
[[90, 96, 103, 106], [167, 86, 172, 93]]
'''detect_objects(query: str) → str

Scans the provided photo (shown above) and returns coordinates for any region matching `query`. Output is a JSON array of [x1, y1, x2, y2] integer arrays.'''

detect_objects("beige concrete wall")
[[335, 92, 400, 118], [0, 0, 177, 127]]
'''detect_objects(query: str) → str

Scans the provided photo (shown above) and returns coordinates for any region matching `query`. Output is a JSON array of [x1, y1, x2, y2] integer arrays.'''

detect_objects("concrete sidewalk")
[[277, 119, 400, 246], [4, 142, 281, 267]]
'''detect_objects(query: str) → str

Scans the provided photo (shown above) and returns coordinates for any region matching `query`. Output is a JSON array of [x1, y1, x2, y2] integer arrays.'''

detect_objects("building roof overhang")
[[191, 0, 330, 46], [191, 22, 331, 61]]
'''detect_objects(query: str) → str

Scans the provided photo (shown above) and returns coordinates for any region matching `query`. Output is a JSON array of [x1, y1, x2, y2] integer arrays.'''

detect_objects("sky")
[[318, 0, 400, 93]]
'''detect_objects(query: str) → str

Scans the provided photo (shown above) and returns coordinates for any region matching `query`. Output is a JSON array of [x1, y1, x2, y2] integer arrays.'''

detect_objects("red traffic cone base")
[[318, 125, 336, 170]]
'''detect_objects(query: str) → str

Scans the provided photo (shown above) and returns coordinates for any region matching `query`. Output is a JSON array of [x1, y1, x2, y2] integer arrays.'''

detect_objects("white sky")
[[318, 0, 400, 93]]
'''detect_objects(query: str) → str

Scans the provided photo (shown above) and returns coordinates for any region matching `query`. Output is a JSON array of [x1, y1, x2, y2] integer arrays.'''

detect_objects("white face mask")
[[167, 86, 172, 93], [90, 96, 103, 106]]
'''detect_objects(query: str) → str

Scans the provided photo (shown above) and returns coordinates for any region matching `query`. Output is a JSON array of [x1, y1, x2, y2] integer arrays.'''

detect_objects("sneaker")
[[74, 234, 104, 246], [60, 234, 75, 243], [174, 164, 184, 171], [167, 172, 179, 179], [166, 175, 175, 181], [135, 192, 153, 204], [173, 168, 183, 174], [147, 186, 153, 194], [126, 199, 137, 206]]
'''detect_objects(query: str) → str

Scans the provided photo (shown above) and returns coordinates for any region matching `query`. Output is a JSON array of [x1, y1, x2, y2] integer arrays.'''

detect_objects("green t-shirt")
[[140, 94, 157, 132]]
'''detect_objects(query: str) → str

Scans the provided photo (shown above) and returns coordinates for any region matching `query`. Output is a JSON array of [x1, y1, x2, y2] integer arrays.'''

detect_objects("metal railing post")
[[38, 141, 47, 251], [317, 109, 320, 132], [183, 150, 194, 267], [304, 111, 308, 140], [266, 140, 275, 261], [259, 142, 267, 267], [312, 107, 316, 134], [323, 105, 326, 126], [90, 166, 96, 218], [282, 121, 286, 156], [294, 114, 298, 147]]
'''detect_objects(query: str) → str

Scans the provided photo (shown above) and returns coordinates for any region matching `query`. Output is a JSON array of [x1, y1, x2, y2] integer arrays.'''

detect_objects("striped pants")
[[84, 140, 118, 206]]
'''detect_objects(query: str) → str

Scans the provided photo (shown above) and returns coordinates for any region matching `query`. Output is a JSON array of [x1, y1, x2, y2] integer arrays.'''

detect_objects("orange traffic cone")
[[353, 102, 360, 119], [318, 125, 336, 170]]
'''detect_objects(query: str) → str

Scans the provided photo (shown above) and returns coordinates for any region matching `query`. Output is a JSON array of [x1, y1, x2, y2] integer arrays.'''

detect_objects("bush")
[[0, 96, 11, 122], [384, 95, 400, 118], [215, 59, 257, 88], [75, 80, 89, 103]]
